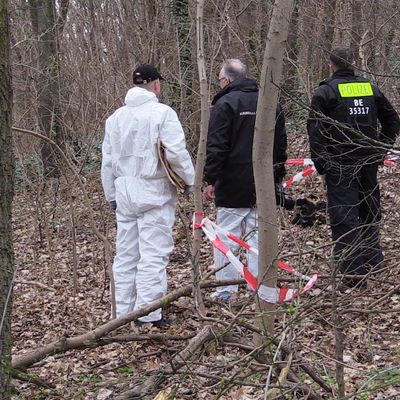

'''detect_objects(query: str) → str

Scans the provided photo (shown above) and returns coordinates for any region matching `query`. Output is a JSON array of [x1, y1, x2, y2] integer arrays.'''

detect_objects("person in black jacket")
[[308, 47, 400, 286], [203, 59, 288, 300]]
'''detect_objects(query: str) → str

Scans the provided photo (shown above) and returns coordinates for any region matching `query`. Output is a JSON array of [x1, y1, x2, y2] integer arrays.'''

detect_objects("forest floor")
[[10, 135, 400, 400]]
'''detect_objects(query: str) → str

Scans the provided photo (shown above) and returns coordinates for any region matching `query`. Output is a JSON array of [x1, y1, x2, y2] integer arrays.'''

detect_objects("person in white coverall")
[[101, 64, 195, 324]]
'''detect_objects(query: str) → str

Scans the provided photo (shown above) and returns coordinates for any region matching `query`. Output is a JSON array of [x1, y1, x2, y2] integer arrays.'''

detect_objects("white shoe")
[[210, 291, 233, 301]]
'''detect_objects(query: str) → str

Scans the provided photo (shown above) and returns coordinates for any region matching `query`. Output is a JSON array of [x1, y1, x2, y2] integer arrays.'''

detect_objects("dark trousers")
[[326, 164, 383, 275]]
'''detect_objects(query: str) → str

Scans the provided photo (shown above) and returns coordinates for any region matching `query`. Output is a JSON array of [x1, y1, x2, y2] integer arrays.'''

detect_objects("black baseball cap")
[[132, 64, 164, 84]]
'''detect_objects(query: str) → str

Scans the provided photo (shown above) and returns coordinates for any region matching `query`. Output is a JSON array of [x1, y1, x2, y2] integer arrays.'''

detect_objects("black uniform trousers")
[[325, 164, 384, 275]]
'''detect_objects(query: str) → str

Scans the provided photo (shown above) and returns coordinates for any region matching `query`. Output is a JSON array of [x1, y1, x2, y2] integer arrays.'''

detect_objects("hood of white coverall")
[[124, 86, 157, 107]]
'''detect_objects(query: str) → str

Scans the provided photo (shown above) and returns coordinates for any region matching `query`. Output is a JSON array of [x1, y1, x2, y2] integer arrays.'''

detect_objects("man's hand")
[[203, 185, 215, 202], [110, 200, 117, 211]]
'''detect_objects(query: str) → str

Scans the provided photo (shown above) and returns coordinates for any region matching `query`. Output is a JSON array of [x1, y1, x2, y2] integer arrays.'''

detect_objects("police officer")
[[307, 48, 400, 286]]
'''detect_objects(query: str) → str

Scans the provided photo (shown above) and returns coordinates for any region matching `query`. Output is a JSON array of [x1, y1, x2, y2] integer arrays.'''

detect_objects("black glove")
[[110, 200, 117, 211], [292, 199, 315, 227], [291, 199, 326, 228]]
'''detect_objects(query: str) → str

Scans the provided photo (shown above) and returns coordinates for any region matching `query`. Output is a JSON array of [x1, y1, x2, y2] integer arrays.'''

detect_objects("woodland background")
[[3, 0, 400, 399]]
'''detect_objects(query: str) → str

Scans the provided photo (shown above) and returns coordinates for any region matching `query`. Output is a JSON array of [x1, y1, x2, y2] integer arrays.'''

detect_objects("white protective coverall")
[[101, 87, 195, 322]]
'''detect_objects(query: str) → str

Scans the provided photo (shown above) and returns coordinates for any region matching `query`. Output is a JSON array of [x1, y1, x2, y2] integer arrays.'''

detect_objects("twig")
[[11, 279, 242, 369], [14, 280, 56, 292], [100, 333, 195, 344], [232, 318, 333, 394], [11, 368, 55, 389], [12, 125, 117, 318], [113, 325, 216, 399], [332, 265, 345, 399]]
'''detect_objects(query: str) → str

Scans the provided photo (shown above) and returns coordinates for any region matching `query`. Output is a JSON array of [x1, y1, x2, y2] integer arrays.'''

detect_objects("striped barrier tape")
[[194, 215, 319, 304], [282, 157, 399, 188], [385, 160, 399, 166], [384, 155, 400, 166], [285, 157, 400, 166], [282, 165, 316, 189], [387, 150, 400, 161], [285, 158, 314, 166], [204, 218, 316, 283]]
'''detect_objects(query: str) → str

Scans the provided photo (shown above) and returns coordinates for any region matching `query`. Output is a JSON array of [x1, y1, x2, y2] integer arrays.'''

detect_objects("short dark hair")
[[329, 48, 355, 71]]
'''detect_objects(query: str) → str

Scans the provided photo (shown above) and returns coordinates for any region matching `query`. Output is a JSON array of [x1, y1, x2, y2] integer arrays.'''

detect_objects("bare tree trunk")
[[351, 0, 363, 66], [253, 0, 295, 341], [281, 1, 299, 103], [191, 0, 210, 313], [29, 0, 64, 177], [171, 0, 192, 98], [0, 0, 15, 398]]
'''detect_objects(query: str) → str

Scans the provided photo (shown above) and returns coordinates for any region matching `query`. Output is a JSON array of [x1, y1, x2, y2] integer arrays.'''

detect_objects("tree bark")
[[29, 0, 64, 177], [351, 0, 363, 67], [253, 0, 295, 341], [0, 0, 15, 398], [191, 0, 210, 313]]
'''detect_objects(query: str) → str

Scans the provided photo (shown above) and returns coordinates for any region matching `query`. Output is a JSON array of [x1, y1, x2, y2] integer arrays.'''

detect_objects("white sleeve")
[[101, 117, 116, 201], [159, 108, 195, 186]]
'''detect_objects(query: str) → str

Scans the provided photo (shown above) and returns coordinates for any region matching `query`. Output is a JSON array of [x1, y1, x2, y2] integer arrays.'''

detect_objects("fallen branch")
[[266, 352, 292, 398], [100, 333, 195, 345], [227, 319, 333, 395], [11, 279, 240, 369]]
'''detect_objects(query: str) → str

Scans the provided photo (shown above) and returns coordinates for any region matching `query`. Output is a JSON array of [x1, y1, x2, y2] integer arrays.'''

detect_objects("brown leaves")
[[10, 164, 400, 398]]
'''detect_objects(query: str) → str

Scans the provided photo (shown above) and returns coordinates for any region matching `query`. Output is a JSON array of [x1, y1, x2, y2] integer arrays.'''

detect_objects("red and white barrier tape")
[[384, 159, 400, 166], [387, 150, 400, 162], [285, 158, 314, 166], [283, 157, 399, 188], [283, 165, 316, 188], [285, 157, 400, 166], [194, 215, 319, 304]]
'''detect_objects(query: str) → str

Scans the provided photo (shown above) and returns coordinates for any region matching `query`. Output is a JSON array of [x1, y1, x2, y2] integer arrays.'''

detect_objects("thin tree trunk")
[[191, 0, 210, 313], [351, 0, 363, 66], [29, 0, 63, 177], [332, 265, 345, 398], [0, 0, 15, 398], [253, 0, 295, 342]]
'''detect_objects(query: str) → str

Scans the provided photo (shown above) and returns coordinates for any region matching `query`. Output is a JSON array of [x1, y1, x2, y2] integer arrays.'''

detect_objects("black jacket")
[[204, 77, 288, 208], [307, 70, 400, 173]]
